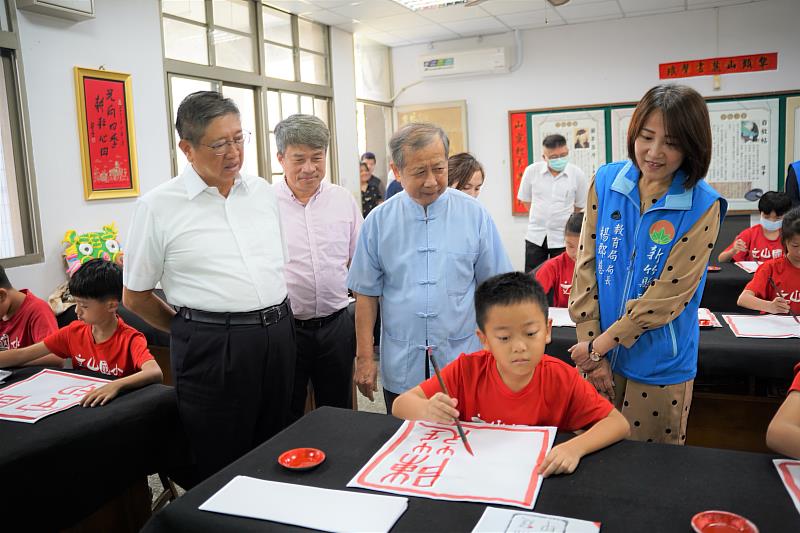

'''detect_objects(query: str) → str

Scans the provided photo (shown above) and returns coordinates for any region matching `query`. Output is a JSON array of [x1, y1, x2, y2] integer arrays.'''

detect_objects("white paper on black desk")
[[722, 314, 800, 338], [549, 307, 576, 327], [473, 507, 600, 532], [734, 261, 760, 274], [198, 475, 408, 533]]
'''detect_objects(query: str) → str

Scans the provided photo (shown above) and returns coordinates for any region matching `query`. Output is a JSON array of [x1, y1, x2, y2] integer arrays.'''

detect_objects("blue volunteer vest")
[[594, 160, 727, 385], [791, 161, 800, 183]]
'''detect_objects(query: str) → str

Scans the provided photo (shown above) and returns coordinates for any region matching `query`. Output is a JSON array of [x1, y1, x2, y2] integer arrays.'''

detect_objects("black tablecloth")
[[700, 262, 754, 312], [0, 367, 187, 529], [143, 407, 798, 533], [547, 311, 799, 382]]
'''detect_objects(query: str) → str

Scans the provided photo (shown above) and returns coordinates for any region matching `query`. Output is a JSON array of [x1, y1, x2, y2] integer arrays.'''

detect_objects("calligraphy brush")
[[768, 276, 800, 325], [427, 347, 474, 456]]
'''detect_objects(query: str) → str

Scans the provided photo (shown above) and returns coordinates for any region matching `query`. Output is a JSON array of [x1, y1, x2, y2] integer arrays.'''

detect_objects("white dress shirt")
[[516, 161, 588, 248], [276, 180, 362, 320], [123, 165, 288, 313]]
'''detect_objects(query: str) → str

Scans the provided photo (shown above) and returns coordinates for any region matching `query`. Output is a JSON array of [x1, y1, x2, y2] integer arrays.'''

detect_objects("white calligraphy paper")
[[550, 307, 576, 328], [774, 459, 800, 516], [0, 369, 109, 423], [734, 261, 761, 274], [723, 314, 800, 338], [473, 507, 600, 533], [199, 476, 408, 533], [698, 308, 723, 328], [348, 421, 556, 509]]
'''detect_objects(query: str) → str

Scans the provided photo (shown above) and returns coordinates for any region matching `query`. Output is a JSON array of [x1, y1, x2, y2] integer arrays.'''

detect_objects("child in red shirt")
[[0, 259, 162, 406], [766, 362, 800, 458], [392, 272, 630, 478], [738, 207, 800, 315], [0, 266, 61, 367], [719, 191, 791, 262], [534, 212, 582, 307]]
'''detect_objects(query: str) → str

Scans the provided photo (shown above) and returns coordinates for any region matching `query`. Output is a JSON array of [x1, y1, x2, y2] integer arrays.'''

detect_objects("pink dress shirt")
[[276, 180, 363, 320]]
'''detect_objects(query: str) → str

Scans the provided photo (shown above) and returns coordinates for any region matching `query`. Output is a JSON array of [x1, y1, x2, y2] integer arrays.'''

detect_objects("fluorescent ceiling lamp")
[[391, 0, 468, 11]]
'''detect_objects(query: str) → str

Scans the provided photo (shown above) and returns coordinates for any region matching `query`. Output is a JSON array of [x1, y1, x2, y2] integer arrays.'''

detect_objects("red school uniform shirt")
[[419, 350, 612, 430], [534, 251, 575, 308], [745, 256, 800, 315], [0, 289, 57, 351], [791, 363, 800, 393], [725, 224, 783, 262], [43, 316, 154, 378]]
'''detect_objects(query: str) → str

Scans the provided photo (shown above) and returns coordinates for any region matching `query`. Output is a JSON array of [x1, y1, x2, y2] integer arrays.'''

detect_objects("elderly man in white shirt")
[[517, 133, 588, 272], [122, 91, 294, 485]]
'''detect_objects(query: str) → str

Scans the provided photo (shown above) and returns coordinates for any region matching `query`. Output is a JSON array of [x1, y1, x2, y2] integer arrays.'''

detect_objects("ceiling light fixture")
[[546, 0, 570, 6], [391, 0, 468, 11]]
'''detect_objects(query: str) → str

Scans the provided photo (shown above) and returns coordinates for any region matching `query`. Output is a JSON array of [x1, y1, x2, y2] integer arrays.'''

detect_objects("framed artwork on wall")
[[396, 100, 468, 155], [74, 67, 138, 200]]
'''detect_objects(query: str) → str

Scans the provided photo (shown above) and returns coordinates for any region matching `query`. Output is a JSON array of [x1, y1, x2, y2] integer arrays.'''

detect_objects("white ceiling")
[[264, 0, 767, 47]]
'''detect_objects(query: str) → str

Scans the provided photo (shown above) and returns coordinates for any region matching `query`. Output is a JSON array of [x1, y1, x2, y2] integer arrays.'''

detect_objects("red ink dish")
[[278, 448, 326, 471], [691, 510, 758, 533], [707, 266, 722, 272]]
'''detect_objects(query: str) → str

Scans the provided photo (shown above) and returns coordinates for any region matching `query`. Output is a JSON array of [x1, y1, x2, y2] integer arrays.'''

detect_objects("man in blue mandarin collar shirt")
[[347, 122, 512, 412]]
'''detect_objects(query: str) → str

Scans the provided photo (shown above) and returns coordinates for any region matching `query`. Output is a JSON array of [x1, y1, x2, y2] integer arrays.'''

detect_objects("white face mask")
[[761, 216, 782, 232]]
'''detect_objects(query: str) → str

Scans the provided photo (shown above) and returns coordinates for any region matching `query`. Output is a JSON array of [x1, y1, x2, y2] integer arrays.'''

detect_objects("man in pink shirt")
[[275, 114, 363, 420]]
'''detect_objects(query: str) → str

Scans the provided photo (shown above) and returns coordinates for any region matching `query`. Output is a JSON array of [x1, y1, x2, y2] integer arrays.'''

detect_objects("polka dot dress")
[[612, 373, 693, 445]]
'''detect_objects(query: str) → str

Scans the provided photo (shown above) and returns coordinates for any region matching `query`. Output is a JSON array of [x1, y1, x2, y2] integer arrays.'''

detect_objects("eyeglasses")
[[201, 131, 251, 156]]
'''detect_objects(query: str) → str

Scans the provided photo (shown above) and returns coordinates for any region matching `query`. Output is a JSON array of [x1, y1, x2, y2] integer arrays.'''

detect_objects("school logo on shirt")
[[0, 334, 19, 351], [73, 354, 124, 376], [649, 220, 675, 245], [560, 282, 572, 295]]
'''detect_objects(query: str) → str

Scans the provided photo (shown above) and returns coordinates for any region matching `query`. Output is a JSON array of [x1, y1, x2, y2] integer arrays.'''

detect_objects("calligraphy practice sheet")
[[723, 314, 800, 338], [734, 261, 761, 274], [199, 476, 408, 533], [698, 308, 723, 328], [774, 459, 800, 516], [348, 421, 556, 509], [550, 307, 576, 328], [472, 507, 600, 533], [0, 369, 109, 423]]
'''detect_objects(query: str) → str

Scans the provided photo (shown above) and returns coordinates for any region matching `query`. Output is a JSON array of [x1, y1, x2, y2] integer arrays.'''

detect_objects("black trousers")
[[290, 309, 355, 422], [170, 310, 296, 485], [525, 237, 565, 273], [383, 388, 400, 415]]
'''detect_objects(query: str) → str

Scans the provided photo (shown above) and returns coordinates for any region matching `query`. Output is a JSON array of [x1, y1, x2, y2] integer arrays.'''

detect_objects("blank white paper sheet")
[[473, 507, 600, 532], [734, 261, 761, 274], [199, 475, 408, 533], [722, 314, 800, 338], [774, 459, 800, 516], [549, 307, 576, 328]]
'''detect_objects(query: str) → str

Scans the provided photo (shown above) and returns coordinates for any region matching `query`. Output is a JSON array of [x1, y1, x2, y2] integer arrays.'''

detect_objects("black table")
[[547, 311, 799, 382], [143, 407, 799, 533], [700, 262, 754, 312], [0, 367, 187, 529]]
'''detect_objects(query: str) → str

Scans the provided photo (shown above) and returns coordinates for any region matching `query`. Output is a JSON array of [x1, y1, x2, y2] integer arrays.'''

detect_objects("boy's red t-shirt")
[[791, 363, 800, 393], [725, 224, 783, 262], [419, 350, 613, 430], [0, 290, 57, 351], [534, 251, 575, 308], [43, 316, 154, 378], [745, 256, 800, 315]]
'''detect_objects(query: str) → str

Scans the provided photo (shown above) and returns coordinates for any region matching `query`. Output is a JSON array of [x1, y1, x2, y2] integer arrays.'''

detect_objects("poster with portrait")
[[705, 98, 779, 211], [530, 109, 606, 180], [786, 96, 800, 170], [610, 107, 635, 162]]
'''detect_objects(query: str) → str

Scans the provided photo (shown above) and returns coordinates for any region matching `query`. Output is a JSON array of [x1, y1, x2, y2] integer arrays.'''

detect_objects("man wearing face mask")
[[517, 134, 588, 272]]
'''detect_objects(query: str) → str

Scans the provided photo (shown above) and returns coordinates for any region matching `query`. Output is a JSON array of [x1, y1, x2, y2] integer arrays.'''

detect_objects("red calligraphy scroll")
[[509, 112, 529, 215], [659, 53, 777, 79], [75, 67, 139, 200], [83, 77, 131, 190]]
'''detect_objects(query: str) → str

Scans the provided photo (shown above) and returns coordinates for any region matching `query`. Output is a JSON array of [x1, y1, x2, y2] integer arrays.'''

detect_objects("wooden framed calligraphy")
[[74, 67, 139, 200]]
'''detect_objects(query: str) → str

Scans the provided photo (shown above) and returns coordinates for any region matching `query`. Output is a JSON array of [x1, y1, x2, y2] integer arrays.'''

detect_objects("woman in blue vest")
[[786, 160, 800, 207], [568, 85, 727, 444]]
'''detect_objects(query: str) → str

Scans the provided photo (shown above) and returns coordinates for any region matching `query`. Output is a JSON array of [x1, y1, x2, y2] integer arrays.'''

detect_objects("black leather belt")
[[294, 307, 346, 329], [178, 298, 290, 327]]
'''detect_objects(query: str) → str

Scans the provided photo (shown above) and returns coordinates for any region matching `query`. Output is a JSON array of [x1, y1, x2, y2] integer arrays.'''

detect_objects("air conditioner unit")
[[419, 47, 510, 79]]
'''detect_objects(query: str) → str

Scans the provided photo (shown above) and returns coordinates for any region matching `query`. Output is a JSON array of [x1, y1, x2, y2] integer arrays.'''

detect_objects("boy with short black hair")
[[0, 259, 162, 406], [534, 212, 583, 307], [0, 265, 61, 367], [718, 191, 791, 262], [392, 272, 629, 477]]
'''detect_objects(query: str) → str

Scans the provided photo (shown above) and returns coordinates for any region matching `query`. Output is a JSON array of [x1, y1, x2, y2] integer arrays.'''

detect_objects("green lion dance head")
[[63, 223, 123, 276]]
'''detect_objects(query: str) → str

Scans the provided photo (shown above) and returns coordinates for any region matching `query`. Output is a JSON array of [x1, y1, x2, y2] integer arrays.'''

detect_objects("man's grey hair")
[[274, 114, 330, 154], [389, 122, 450, 171], [175, 91, 240, 144]]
